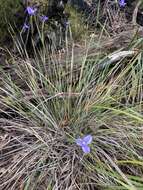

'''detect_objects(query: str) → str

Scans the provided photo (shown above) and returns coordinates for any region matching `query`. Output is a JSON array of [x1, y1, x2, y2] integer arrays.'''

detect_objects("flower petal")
[[26, 6, 37, 16], [40, 15, 48, 22], [82, 145, 90, 153], [119, 0, 126, 7], [23, 23, 29, 29], [76, 138, 83, 146], [83, 135, 92, 144]]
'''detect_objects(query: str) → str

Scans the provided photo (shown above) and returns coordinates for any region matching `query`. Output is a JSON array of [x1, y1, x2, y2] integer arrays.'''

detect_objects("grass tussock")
[[0, 26, 143, 189]]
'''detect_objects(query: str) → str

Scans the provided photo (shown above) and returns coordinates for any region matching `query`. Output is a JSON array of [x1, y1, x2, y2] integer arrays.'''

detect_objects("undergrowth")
[[0, 1, 143, 190]]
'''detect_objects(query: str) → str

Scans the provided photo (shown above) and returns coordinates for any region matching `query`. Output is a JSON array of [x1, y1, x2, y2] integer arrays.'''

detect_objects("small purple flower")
[[119, 0, 126, 7], [64, 21, 70, 28], [26, 6, 37, 16], [39, 15, 48, 22], [23, 23, 29, 30], [76, 135, 92, 154]]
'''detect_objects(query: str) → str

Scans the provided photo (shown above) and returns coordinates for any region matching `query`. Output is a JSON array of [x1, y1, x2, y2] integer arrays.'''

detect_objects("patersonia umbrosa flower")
[[119, 0, 126, 7], [64, 21, 70, 28], [22, 23, 29, 31], [76, 135, 92, 153], [39, 15, 48, 22], [26, 6, 37, 16]]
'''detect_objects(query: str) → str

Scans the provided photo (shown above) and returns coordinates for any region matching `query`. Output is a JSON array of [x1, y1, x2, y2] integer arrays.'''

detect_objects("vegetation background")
[[0, 0, 143, 190]]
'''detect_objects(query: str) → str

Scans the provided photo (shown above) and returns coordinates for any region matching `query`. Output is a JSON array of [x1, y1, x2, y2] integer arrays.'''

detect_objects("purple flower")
[[22, 23, 30, 32], [119, 0, 126, 7], [76, 135, 92, 154], [26, 6, 37, 16], [64, 21, 70, 28], [39, 15, 48, 22]]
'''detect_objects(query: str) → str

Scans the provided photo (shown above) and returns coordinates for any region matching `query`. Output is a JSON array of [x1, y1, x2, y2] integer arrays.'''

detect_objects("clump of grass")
[[0, 24, 143, 190]]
